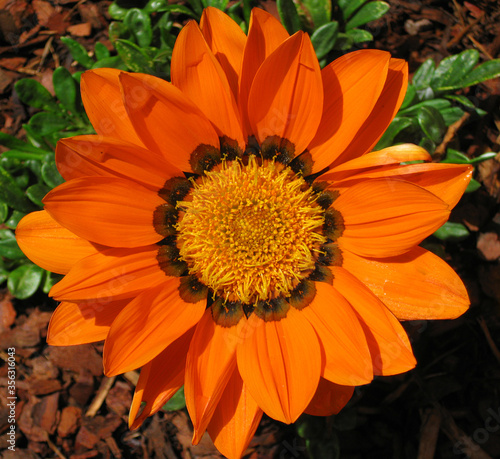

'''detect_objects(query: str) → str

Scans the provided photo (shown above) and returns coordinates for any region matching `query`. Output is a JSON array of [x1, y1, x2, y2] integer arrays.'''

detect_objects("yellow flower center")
[[176, 156, 326, 304]]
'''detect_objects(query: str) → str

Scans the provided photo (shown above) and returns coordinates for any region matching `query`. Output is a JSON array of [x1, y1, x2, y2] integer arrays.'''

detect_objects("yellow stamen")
[[176, 156, 325, 304]]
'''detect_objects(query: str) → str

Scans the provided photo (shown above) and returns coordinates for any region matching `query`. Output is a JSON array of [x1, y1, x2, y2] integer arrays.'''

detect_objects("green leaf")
[[417, 106, 446, 143], [333, 32, 353, 50], [145, 0, 168, 13], [26, 183, 51, 207], [345, 28, 373, 43], [398, 98, 451, 116], [41, 160, 64, 188], [466, 178, 481, 193], [374, 117, 413, 150], [61, 36, 95, 69], [440, 106, 465, 126], [455, 59, 500, 89], [201, 0, 229, 9], [431, 49, 479, 91], [115, 39, 155, 74], [28, 112, 69, 137], [0, 166, 37, 213], [346, 1, 389, 30], [412, 58, 435, 90], [187, 0, 204, 17], [8, 264, 45, 299], [441, 148, 497, 165], [444, 94, 475, 109], [277, 0, 301, 34], [0, 150, 45, 161], [0, 202, 8, 223], [311, 22, 339, 60], [124, 8, 153, 48], [53, 66, 80, 116], [14, 79, 59, 111], [0, 132, 49, 154], [301, 0, 331, 28], [433, 221, 470, 242], [163, 386, 186, 411], [338, 0, 369, 21], [92, 56, 128, 70], [94, 42, 111, 61], [153, 4, 198, 18], [400, 84, 417, 110], [0, 237, 25, 259], [108, 1, 129, 20], [5, 210, 26, 229]]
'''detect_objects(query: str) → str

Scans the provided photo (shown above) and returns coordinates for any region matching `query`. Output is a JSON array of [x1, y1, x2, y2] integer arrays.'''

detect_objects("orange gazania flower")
[[16, 7, 472, 458]]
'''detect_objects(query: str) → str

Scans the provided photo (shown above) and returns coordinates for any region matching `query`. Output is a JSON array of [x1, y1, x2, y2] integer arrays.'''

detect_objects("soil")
[[0, 1, 499, 458]]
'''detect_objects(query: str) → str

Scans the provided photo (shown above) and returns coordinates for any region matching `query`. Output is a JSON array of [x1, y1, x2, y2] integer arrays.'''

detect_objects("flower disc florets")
[[176, 156, 326, 304]]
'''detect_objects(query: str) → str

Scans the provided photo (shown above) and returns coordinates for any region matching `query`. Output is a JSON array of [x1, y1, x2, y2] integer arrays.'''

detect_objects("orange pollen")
[[176, 156, 326, 304]]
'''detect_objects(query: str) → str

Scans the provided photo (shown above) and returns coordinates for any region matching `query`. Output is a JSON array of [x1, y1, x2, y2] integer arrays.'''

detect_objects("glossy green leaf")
[[109, 21, 125, 42], [115, 39, 155, 74], [6, 210, 26, 229], [28, 112, 68, 137], [301, 0, 331, 28], [187, 0, 204, 16], [431, 49, 479, 91], [466, 178, 481, 193], [14, 79, 59, 111], [398, 98, 451, 116], [445, 94, 475, 109], [0, 202, 8, 223], [338, 0, 369, 21], [277, 0, 301, 34], [26, 183, 51, 207], [94, 42, 111, 60], [311, 22, 339, 60], [61, 37, 95, 69], [440, 107, 465, 126], [417, 106, 446, 143], [201, 0, 229, 10], [124, 8, 153, 48], [108, 2, 129, 20], [53, 66, 79, 116], [0, 132, 49, 154], [441, 148, 496, 165], [163, 386, 186, 411], [41, 160, 65, 188], [456, 59, 500, 89], [0, 231, 25, 260], [374, 117, 413, 150], [433, 221, 470, 242], [0, 166, 37, 213], [0, 150, 45, 161], [400, 84, 417, 110], [346, 1, 389, 30], [92, 56, 128, 70], [345, 28, 373, 43], [333, 32, 353, 51], [412, 58, 435, 90], [8, 264, 45, 299], [153, 4, 197, 18]]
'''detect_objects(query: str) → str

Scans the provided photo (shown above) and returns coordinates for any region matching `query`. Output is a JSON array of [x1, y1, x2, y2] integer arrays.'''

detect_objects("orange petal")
[[16, 210, 101, 274], [185, 309, 244, 444], [329, 162, 472, 209], [56, 135, 181, 188], [335, 179, 450, 257], [47, 298, 130, 346], [104, 280, 205, 375], [171, 21, 244, 148], [304, 378, 354, 417], [301, 282, 373, 385], [119, 72, 220, 173], [81, 69, 144, 146], [331, 58, 408, 167], [129, 327, 195, 429], [43, 177, 164, 248], [200, 7, 246, 99], [309, 50, 391, 172], [50, 245, 166, 301], [341, 246, 470, 320], [331, 267, 416, 376], [239, 8, 289, 136], [323, 144, 431, 179], [207, 367, 263, 459], [237, 307, 321, 424], [247, 32, 323, 156]]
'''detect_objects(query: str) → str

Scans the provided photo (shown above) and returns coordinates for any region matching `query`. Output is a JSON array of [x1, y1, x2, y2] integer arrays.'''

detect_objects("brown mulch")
[[1, 1, 500, 458]]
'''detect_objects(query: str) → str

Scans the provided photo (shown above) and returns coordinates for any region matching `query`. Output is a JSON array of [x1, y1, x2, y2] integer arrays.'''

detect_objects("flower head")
[[16, 7, 472, 458]]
